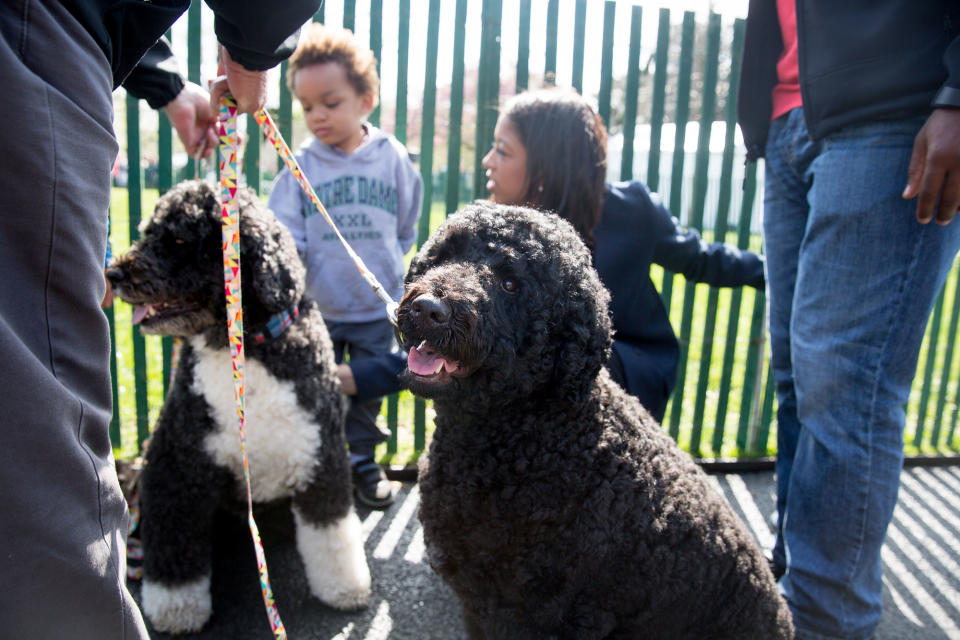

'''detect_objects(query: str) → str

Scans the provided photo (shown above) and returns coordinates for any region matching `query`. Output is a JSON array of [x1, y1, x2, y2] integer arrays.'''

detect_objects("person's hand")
[[102, 269, 114, 308], [903, 108, 960, 225], [337, 363, 358, 396], [161, 81, 218, 159], [209, 45, 268, 115]]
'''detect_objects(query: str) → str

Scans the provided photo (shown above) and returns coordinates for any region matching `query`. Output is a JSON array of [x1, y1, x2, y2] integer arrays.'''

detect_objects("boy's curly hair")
[[287, 23, 380, 108]]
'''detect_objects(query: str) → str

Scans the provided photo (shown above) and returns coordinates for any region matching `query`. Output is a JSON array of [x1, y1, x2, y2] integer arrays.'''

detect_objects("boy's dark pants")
[[326, 318, 395, 458], [0, 1, 148, 637]]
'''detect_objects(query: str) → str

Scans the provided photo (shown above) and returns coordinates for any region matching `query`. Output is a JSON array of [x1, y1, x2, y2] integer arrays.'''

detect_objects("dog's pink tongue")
[[131, 305, 151, 325], [408, 343, 459, 376]]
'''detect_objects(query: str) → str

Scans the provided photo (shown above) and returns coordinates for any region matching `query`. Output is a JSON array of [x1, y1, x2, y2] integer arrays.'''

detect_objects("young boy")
[[269, 24, 422, 509]]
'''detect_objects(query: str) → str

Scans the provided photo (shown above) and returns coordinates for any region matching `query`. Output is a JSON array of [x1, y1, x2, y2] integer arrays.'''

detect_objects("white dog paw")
[[294, 509, 372, 610], [141, 575, 212, 634]]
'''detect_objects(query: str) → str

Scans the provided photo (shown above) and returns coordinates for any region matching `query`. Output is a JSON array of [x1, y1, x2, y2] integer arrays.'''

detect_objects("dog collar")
[[248, 304, 300, 344]]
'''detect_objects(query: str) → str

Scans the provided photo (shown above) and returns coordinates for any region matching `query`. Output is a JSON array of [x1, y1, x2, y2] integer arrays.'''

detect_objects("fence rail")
[[108, 0, 960, 463]]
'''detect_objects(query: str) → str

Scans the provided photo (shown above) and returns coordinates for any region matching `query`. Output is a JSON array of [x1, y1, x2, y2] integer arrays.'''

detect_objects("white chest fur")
[[190, 337, 322, 502]]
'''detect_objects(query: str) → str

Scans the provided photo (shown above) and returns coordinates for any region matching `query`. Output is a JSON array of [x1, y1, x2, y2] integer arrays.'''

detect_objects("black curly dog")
[[108, 180, 370, 634], [396, 201, 793, 639]]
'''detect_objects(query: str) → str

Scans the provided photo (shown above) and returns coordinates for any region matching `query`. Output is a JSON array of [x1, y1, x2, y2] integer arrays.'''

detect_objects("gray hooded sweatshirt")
[[268, 124, 423, 323]]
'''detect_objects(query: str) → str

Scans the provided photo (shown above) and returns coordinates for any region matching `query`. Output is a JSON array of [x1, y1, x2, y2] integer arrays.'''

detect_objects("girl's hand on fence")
[[210, 45, 268, 115], [161, 81, 218, 159], [903, 108, 960, 226]]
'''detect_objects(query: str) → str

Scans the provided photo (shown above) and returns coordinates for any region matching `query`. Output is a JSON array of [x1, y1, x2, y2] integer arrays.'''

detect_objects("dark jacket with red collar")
[[738, 0, 960, 160]]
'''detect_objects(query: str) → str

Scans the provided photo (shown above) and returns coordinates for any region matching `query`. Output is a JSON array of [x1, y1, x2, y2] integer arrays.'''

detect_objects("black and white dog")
[[108, 180, 369, 634]]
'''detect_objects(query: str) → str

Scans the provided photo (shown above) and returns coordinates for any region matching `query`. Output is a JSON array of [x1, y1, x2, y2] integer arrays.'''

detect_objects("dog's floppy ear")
[[553, 265, 613, 404], [237, 188, 305, 313]]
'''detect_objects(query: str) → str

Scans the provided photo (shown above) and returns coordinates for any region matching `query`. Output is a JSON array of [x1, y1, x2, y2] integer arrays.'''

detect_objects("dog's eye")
[[501, 278, 518, 293], [175, 238, 185, 245]]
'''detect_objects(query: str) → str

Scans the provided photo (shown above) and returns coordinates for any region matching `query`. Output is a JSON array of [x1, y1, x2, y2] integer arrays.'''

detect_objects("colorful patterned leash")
[[253, 109, 400, 325], [217, 95, 287, 640]]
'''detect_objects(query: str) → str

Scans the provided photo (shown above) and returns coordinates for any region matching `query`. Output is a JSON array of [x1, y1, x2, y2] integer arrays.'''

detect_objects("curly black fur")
[[109, 180, 368, 633], [397, 202, 793, 639]]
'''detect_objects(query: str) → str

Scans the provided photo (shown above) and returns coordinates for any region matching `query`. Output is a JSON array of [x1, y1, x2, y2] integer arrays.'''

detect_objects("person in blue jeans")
[[738, 1, 960, 638]]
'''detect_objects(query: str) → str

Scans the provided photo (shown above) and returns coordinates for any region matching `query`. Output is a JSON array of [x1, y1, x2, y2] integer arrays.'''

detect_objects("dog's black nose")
[[411, 294, 451, 327], [105, 266, 126, 285]]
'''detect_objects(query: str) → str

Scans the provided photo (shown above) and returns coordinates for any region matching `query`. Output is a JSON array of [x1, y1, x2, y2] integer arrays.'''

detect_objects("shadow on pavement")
[[131, 467, 960, 639]]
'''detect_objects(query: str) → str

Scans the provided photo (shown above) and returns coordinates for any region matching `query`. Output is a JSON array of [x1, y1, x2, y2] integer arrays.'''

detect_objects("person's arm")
[[205, 1, 320, 72], [123, 39, 218, 159], [645, 190, 765, 289], [903, 108, 960, 225], [123, 39, 184, 109], [338, 352, 407, 403], [903, 32, 960, 224], [206, 0, 320, 114]]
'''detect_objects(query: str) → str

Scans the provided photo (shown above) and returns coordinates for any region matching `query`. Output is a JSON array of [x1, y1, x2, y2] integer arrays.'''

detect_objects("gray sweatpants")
[[0, 1, 148, 637]]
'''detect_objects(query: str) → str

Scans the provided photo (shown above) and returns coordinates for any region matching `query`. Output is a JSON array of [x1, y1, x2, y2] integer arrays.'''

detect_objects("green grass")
[[109, 189, 960, 463]]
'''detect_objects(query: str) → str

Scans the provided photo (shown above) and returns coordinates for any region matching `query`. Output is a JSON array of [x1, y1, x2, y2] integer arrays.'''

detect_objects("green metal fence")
[[109, 0, 960, 464]]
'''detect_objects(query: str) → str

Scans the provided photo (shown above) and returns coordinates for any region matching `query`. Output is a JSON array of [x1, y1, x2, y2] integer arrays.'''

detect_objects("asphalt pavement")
[[130, 466, 960, 639]]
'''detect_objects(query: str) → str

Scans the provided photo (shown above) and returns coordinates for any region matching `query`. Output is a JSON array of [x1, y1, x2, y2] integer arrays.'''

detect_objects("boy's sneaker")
[[352, 457, 396, 509]]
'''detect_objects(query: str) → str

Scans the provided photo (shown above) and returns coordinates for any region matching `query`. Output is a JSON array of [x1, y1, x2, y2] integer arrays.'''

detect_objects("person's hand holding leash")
[[162, 81, 219, 159], [903, 108, 960, 225], [210, 45, 269, 115]]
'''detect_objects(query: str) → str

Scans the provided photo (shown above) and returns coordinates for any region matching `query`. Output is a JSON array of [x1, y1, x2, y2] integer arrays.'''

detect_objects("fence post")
[[125, 95, 150, 448], [647, 8, 670, 192], [933, 268, 960, 447], [620, 6, 642, 182], [395, 0, 410, 144], [474, 0, 502, 199], [682, 13, 722, 454], [369, 0, 383, 127], [754, 361, 775, 454], [516, 0, 531, 93], [445, 0, 469, 217], [597, 1, 616, 128], [544, 0, 559, 82], [572, 0, 587, 93], [712, 17, 748, 455], [159, 137, 175, 396], [915, 286, 947, 448], [413, 0, 443, 454], [184, 1, 201, 181], [343, 0, 356, 30], [418, 0, 441, 247], [107, 292, 121, 448], [664, 11, 696, 437], [738, 266, 768, 452]]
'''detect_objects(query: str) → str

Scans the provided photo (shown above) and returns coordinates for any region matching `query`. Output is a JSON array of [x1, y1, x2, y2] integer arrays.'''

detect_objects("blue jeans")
[[763, 108, 960, 639], [326, 317, 395, 456]]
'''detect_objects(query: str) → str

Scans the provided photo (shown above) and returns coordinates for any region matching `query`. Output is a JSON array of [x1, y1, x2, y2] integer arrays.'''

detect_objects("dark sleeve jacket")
[[593, 181, 765, 399], [737, 0, 960, 159], [61, 0, 321, 107]]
